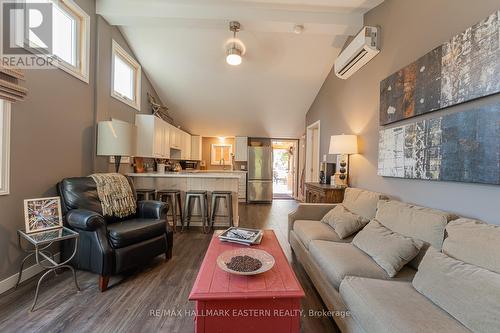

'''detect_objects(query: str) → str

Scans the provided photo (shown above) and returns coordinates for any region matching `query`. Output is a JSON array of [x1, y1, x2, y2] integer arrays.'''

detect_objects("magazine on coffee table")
[[219, 227, 263, 245]]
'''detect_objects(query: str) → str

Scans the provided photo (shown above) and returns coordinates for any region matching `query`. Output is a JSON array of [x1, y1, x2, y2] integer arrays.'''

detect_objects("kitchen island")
[[127, 171, 245, 227]]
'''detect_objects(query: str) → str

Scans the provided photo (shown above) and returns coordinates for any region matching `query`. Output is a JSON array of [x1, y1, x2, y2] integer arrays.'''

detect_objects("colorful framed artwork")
[[378, 103, 500, 185], [380, 10, 500, 125], [24, 196, 63, 233]]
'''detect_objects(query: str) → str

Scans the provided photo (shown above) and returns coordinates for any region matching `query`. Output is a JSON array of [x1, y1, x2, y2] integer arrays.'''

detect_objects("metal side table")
[[16, 227, 80, 311]]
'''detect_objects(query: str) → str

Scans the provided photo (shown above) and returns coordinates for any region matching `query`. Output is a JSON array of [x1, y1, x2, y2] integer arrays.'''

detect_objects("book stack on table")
[[218, 227, 263, 246]]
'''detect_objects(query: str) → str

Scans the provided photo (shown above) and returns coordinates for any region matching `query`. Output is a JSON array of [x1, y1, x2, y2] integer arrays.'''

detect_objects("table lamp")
[[329, 134, 358, 186], [97, 119, 135, 172]]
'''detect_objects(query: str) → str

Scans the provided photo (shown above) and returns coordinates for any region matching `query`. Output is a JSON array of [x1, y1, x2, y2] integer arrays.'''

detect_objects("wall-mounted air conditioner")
[[334, 26, 380, 79]]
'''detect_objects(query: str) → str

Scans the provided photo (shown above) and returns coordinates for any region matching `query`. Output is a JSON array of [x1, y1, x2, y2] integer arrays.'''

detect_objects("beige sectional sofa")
[[288, 187, 499, 332]]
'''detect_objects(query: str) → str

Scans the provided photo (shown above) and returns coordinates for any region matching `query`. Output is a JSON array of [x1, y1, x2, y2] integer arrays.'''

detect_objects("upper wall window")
[[0, 101, 11, 196], [111, 40, 141, 111], [50, 0, 90, 82]]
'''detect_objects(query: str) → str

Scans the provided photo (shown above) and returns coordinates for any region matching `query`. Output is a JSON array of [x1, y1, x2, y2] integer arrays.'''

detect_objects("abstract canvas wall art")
[[378, 103, 500, 185], [380, 10, 500, 125]]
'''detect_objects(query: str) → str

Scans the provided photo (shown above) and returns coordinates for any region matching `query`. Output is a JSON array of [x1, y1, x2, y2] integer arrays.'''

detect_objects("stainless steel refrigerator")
[[247, 146, 273, 202]]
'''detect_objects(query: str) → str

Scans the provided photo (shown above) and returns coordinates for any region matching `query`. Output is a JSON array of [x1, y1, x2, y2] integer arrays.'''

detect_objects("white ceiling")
[[97, 0, 383, 138]]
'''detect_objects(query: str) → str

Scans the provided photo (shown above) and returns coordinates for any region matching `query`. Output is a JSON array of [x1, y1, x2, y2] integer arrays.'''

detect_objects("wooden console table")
[[304, 183, 345, 203]]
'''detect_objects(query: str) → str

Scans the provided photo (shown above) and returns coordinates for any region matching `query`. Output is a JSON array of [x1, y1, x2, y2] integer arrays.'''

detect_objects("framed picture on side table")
[[23, 196, 63, 233]]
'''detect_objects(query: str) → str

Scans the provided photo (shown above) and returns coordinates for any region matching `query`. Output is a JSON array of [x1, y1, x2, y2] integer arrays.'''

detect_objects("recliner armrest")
[[137, 200, 168, 220], [288, 203, 338, 235], [67, 209, 106, 231]]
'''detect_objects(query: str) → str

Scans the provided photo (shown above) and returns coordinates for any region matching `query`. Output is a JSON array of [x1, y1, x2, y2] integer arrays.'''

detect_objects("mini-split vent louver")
[[334, 26, 380, 79]]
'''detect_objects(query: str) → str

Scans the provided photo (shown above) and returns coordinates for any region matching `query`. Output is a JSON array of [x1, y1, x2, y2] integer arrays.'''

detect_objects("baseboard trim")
[[0, 252, 61, 295]]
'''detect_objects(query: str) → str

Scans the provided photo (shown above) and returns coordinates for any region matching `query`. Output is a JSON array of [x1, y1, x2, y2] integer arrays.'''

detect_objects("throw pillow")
[[352, 219, 423, 277], [321, 204, 369, 239], [413, 247, 500, 333]]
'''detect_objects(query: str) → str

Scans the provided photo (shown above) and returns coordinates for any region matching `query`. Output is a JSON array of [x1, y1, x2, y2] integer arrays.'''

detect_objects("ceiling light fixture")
[[226, 21, 242, 66], [293, 24, 304, 34]]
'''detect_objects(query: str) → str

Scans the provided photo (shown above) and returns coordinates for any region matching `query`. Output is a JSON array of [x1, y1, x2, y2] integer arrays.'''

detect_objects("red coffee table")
[[189, 230, 305, 333]]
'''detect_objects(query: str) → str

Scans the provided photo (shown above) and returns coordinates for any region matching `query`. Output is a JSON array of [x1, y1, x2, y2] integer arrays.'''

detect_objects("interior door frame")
[[305, 120, 321, 183]]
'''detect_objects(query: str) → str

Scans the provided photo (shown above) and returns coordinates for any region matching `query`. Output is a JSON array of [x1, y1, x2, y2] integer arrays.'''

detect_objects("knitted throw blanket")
[[90, 173, 136, 218]]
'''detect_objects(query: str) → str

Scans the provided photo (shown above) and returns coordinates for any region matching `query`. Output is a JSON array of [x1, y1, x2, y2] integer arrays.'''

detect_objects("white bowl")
[[217, 248, 275, 276]]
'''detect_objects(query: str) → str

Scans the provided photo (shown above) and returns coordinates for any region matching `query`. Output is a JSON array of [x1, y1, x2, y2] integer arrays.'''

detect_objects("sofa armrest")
[[288, 203, 338, 234], [137, 200, 168, 220], [67, 209, 106, 231]]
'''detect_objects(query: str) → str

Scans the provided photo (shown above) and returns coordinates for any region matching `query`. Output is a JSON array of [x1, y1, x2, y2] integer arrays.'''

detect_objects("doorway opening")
[[272, 139, 298, 200]]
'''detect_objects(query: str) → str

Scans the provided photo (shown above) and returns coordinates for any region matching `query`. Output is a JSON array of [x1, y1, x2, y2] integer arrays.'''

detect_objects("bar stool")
[[136, 188, 156, 201], [183, 190, 209, 233], [210, 191, 233, 230], [156, 189, 183, 232]]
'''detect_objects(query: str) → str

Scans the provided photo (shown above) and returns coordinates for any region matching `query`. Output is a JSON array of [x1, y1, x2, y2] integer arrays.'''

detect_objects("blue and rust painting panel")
[[380, 10, 500, 125], [378, 104, 500, 185]]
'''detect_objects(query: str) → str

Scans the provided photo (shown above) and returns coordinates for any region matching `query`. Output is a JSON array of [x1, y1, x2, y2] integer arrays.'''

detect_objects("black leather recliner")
[[57, 176, 173, 291]]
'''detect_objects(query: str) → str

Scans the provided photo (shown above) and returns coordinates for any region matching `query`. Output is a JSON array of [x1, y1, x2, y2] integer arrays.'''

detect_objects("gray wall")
[[0, 1, 165, 280], [306, 0, 500, 224], [94, 16, 164, 172]]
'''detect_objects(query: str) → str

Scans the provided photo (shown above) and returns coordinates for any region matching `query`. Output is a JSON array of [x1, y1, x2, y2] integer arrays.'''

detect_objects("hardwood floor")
[[0, 200, 339, 333]]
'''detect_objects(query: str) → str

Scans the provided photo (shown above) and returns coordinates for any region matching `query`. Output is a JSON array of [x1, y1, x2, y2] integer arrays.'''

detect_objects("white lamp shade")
[[329, 134, 358, 154], [97, 119, 135, 156]]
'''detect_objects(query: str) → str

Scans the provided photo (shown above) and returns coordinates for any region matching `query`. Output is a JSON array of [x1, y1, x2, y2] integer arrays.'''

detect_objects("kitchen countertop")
[[126, 172, 242, 179]]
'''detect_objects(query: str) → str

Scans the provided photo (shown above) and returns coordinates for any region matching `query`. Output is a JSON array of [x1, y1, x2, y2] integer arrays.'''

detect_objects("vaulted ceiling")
[[97, 0, 383, 138]]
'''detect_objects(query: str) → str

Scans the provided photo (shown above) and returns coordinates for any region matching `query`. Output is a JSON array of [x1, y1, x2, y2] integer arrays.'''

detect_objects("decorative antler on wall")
[[147, 92, 174, 125]]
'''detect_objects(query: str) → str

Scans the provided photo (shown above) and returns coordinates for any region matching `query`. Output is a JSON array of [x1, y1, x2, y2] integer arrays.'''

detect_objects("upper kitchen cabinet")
[[181, 131, 191, 160], [191, 135, 202, 160], [135, 115, 170, 158], [169, 124, 182, 150], [234, 136, 248, 161]]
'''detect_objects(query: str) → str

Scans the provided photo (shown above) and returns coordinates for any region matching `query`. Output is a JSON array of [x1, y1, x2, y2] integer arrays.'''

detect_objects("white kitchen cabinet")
[[238, 172, 247, 202], [135, 114, 170, 158], [190, 135, 202, 160], [234, 136, 248, 161], [181, 131, 191, 160], [169, 125, 182, 150]]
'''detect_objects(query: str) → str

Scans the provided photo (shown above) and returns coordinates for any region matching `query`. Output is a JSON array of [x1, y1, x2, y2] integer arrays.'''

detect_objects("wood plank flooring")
[[0, 200, 339, 333]]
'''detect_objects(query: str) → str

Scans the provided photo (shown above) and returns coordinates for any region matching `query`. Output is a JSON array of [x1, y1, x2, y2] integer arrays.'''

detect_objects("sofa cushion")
[[413, 247, 500, 333], [107, 218, 167, 248], [342, 187, 388, 220], [309, 240, 416, 290], [352, 220, 423, 277], [320, 205, 369, 239], [443, 218, 500, 274], [375, 200, 453, 249], [293, 220, 352, 250], [340, 277, 470, 333], [375, 200, 455, 269]]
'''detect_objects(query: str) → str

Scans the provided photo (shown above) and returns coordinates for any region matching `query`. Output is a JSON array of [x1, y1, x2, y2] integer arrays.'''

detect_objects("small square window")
[[52, 4, 77, 67], [111, 40, 141, 111], [47, 0, 90, 83]]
